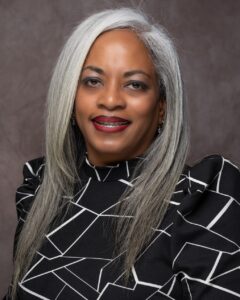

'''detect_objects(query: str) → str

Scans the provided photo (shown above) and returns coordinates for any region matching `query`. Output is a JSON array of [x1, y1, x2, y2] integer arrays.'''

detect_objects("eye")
[[81, 77, 102, 88], [127, 81, 149, 91]]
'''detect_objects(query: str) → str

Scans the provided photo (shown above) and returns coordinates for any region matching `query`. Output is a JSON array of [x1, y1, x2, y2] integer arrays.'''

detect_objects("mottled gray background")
[[0, 0, 239, 296]]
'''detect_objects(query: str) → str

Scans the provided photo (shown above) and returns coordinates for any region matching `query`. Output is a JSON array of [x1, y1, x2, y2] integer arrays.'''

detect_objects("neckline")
[[80, 156, 144, 182]]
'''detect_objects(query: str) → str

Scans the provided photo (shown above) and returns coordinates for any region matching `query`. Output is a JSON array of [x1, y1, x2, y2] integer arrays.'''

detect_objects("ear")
[[158, 99, 166, 124]]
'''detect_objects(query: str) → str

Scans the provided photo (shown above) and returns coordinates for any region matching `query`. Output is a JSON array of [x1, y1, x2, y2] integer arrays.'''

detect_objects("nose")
[[97, 83, 126, 110]]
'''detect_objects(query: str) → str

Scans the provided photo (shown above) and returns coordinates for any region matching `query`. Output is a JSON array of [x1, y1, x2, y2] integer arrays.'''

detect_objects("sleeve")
[[13, 157, 45, 256], [171, 155, 240, 299], [2, 158, 45, 300]]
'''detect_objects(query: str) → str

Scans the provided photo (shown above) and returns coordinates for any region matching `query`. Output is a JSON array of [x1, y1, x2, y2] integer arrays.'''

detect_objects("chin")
[[94, 145, 131, 160], [99, 147, 126, 157], [95, 140, 127, 151]]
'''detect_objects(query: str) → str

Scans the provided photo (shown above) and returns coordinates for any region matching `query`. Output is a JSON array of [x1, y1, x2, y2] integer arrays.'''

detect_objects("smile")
[[92, 116, 131, 132], [95, 121, 129, 127]]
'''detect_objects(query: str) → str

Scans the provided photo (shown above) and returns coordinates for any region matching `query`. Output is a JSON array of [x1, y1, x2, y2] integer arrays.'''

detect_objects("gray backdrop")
[[0, 0, 239, 296]]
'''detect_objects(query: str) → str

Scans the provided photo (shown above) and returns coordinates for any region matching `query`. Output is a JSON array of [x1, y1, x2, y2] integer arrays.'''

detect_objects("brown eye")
[[127, 81, 148, 91], [82, 77, 102, 87]]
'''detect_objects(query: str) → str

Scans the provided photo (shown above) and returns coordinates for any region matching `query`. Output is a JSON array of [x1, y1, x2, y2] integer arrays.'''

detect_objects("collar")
[[80, 156, 144, 182]]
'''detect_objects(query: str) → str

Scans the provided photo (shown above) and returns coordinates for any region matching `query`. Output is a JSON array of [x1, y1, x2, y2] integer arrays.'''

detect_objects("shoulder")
[[182, 154, 240, 197], [13, 157, 45, 255], [16, 157, 45, 219], [171, 155, 240, 298], [174, 154, 240, 244], [22, 156, 45, 183]]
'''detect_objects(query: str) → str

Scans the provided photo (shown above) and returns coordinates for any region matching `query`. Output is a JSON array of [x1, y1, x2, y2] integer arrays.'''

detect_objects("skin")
[[75, 29, 165, 166]]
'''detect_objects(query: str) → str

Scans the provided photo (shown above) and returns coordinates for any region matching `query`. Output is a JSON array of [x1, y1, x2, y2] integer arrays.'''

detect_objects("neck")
[[86, 151, 146, 167]]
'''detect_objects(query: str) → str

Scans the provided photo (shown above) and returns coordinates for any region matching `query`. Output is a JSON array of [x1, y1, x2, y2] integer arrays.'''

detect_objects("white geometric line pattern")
[[4, 154, 240, 299]]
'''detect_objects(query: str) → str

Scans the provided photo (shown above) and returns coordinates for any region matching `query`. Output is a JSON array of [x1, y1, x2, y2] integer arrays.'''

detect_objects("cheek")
[[74, 96, 91, 119], [74, 101, 88, 132], [75, 88, 89, 113], [132, 98, 160, 120]]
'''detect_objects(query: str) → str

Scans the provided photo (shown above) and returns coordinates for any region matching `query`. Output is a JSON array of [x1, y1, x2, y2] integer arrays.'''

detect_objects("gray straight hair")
[[11, 7, 189, 298]]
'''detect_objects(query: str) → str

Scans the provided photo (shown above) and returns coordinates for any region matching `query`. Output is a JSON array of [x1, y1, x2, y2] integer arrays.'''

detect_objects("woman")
[[5, 7, 240, 300]]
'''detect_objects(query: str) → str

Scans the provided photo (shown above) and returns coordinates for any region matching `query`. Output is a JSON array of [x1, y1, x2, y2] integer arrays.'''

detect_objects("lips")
[[92, 116, 131, 132]]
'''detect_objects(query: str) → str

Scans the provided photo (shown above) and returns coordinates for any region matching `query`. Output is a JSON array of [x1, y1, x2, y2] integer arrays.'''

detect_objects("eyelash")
[[81, 77, 102, 87], [81, 77, 149, 91], [126, 81, 148, 91]]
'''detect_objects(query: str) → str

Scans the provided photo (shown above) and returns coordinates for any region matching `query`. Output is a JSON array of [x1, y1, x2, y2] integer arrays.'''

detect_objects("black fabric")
[[4, 155, 240, 299]]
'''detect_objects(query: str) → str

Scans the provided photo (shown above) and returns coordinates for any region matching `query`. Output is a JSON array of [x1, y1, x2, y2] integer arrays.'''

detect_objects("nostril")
[[97, 95, 126, 110]]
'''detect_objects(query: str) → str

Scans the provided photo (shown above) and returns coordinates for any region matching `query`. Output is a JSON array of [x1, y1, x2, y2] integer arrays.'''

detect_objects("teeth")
[[96, 121, 128, 127]]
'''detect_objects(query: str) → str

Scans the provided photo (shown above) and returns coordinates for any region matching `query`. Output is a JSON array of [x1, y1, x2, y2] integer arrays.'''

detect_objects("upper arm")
[[172, 156, 240, 299]]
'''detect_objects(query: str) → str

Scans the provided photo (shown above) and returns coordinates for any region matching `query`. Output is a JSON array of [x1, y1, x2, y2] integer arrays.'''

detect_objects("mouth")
[[91, 116, 131, 132]]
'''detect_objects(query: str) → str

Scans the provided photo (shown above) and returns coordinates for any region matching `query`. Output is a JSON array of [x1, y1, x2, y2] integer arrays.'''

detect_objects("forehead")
[[92, 29, 146, 49], [83, 29, 155, 72]]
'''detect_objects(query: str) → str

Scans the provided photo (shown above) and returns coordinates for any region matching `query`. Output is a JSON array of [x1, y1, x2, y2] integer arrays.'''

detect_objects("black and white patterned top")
[[5, 155, 240, 299]]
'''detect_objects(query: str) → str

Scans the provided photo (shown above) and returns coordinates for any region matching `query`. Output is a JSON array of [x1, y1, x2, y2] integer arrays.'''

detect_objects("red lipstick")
[[92, 116, 131, 133]]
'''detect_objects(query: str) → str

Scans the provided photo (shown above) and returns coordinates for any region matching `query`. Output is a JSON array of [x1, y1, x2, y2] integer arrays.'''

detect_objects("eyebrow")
[[82, 65, 104, 75], [82, 65, 151, 78], [123, 70, 151, 79]]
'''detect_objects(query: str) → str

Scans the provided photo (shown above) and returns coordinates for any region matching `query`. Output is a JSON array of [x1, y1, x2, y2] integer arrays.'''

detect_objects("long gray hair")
[[11, 7, 189, 298]]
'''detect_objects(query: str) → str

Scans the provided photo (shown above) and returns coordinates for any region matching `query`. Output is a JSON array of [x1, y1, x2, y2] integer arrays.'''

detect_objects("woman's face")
[[75, 29, 165, 166]]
